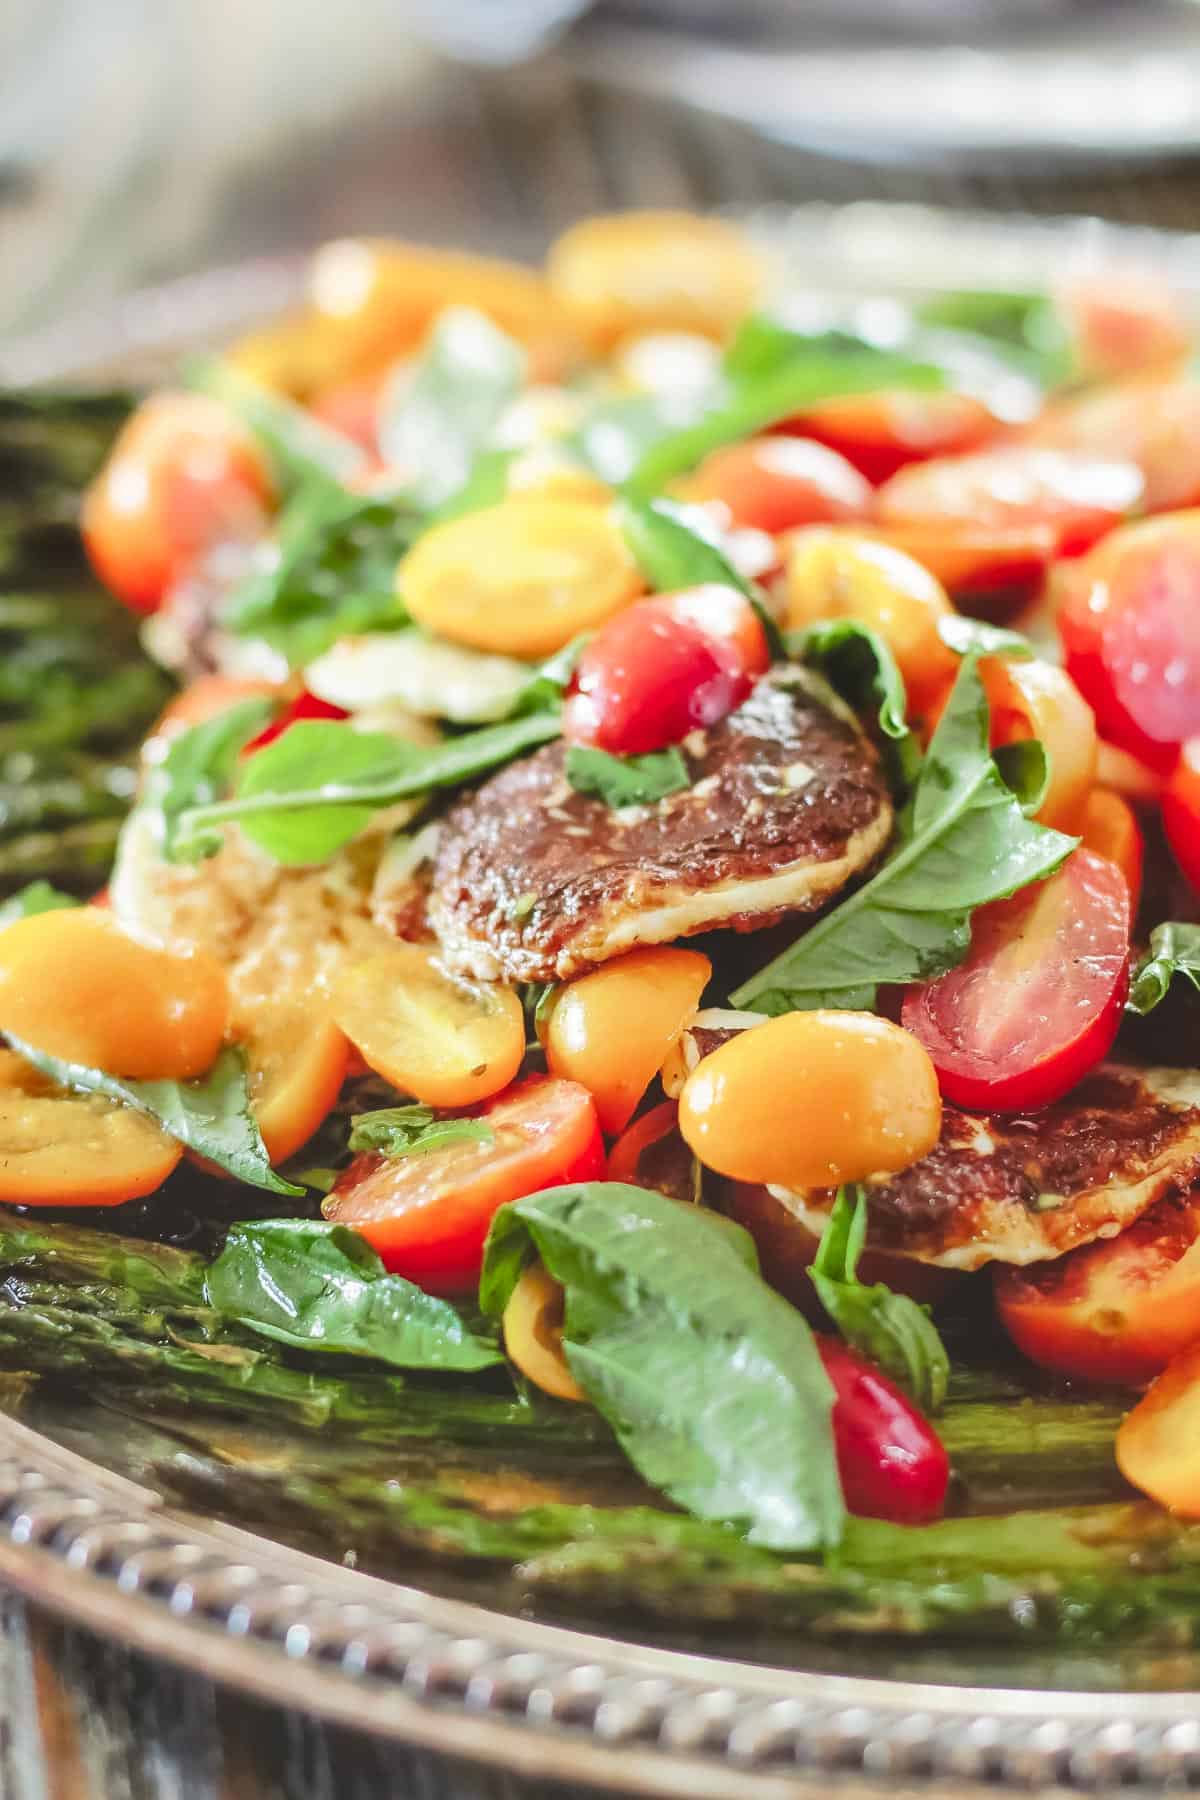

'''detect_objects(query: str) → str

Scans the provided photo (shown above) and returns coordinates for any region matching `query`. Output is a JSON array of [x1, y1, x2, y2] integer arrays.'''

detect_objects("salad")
[[7, 209, 1200, 1582]]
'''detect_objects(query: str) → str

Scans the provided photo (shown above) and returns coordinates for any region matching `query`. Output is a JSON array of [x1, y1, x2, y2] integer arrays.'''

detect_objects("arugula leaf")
[[144, 696, 276, 862], [617, 493, 786, 661], [788, 619, 916, 789], [5, 1036, 301, 1196], [206, 1219, 502, 1372], [480, 1182, 844, 1550], [0, 880, 78, 926], [183, 354, 365, 493], [175, 712, 561, 866], [938, 615, 1035, 660], [730, 656, 1075, 1013], [810, 1188, 949, 1415], [1128, 921, 1200, 1015], [565, 744, 690, 809], [377, 308, 525, 509], [348, 1105, 495, 1159]]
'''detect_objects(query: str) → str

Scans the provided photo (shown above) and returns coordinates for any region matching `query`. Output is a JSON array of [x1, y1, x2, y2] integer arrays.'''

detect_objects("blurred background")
[[6, 0, 1200, 347]]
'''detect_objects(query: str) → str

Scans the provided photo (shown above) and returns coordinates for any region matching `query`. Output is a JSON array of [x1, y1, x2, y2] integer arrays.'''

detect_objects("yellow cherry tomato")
[[678, 1011, 942, 1190], [0, 1049, 182, 1206], [330, 939, 525, 1108], [1117, 1340, 1200, 1516], [400, 499, 644, 658], [543, 947, 711, 1134], [241, 1011, 350, 1164], [502, 1263, 585, 1403], [784, 528, 959, 717], [0, 910, 229, 1081], [546, 212, 765, 350]]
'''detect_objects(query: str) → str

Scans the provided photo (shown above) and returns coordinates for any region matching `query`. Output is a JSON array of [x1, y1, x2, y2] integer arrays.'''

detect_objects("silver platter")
[[5, 204, 1200, 1797]]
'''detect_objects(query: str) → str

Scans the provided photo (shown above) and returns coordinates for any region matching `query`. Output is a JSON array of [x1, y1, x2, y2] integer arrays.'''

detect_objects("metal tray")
[[5, 204, 1200, 1798]]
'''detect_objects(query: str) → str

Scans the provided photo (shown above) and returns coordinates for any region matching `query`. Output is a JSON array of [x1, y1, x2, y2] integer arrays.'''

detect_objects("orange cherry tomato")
[[684, 436, 872, 534], [330, 939, 525, 1109], [502, 1264, 585, 1403], [868, 518, 1059, 604], [1163, 738, 1200, 895], [241, 1012, 350, 1165], [1117, 1340, 1200, 1514], [307, 371, 386, 453], [606, 1101, 680, 1185], [152, 676, 281, 742], [996, 1196, 1200, 1387], [1096, 739, 1168, 806], [82, 393, 273, 613], [1080, 788, 1144, 919], [0, 1048, 182, 1206], [0, 910, 228, 1082], [791, 388, 998, 485], [678, 1011, 941, 1190], [324, 1075, 605, 1293], [544, 947, 711, 1134], [783, 529, 958, 716], [1027, 374, 1200, 514]]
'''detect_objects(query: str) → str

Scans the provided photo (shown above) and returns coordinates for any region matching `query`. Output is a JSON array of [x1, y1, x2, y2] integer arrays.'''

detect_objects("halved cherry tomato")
[[82, 393, 274, 613], [563, 585, 768, 755], [868, 519, 1058, 605], [324, 1075, 605, 1292], [996, 1196, 1200, 1386], [544, 947, 710, 1133], [1081, 788, 1144, 919], [901, 849, 1131, 1113], [1057, 512, 1200, 769], [0, 1048, 182, 1206], [1117, 1340, 1200, 1514], [242, 691, 349, 757], [683, 436, 872, 534], [1162, 738, 1200, 895], [1027, 374, 1200, 514], [242, 1012, 350, 1165], [1055, 270, 1192, 380], [152, 676, 281, 741], [1096, 739, 1168, 805], [606, 1101, 680, 1184], [818, 1337, 950, 1525], [502, 1264, 585, 1402], [790, 389, 998, 485], [0, 909, 229, 1082]]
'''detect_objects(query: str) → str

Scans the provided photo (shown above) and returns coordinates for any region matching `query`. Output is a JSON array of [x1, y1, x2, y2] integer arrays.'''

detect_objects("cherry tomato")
[[324, 1075, 605, 1293], [1027, 374, 1200, 514], [242, 691, 349, 757], [502, 1264, 585, 1403], [902, 849, 1130, 1113], [1162, 739, 1200, 894], [1055, 270, 1192, 379], [307, 371, 386, 453], [791, 389, 998, 485], [0, 1048, 182, 1207], [606, 1101, 680, 1184], [684, 436, 872, 534], [152, 676, 281, 742], [563, 585, 768, 755], [818, 1337, 950, 1524], [1081, 788, 1144, 919], [869, 519, 1058, 605], [1117, 1340, 1200, 1515], [82, 393, 273, 613], [1056, 512, 1200, 769], [996, 1196, 1200, 1387]]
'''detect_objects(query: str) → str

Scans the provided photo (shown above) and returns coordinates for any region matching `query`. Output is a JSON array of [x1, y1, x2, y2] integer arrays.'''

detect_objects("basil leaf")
[[565, 744, 690, 809], [992, 738, 1051, 817], [5, 1037, 301, 1196], [617, 493, 786, 661], [480, 1182, 843, 1551], [810, 1188, 949, 1415], [914, 289, 1071, 383], [183, 354, 366, 493], [378, 308, 525, 509], [569, 389, 715, 488], [1128, 921, 1200, 1015], [731, 656, 1076, 1014], [510, 635, 589, 718], [145, 696, 276, 862], [430, 446, 515, 523], [0, 881, 77, 926], [176, 712, 562, 866], [788, 618, 917, 790], [348, 1104, 495, 1159], [206, 1219, 502, 1372], [938, 615, 1035, 660]]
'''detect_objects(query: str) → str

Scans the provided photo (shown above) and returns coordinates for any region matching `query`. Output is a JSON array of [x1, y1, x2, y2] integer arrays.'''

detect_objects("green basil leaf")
[[206, 1219, 502, 1371], [913, 289, 1072, 383], [992, 738, 1051, 817], [810, 1187, 949, 1415], [617, 493, 786, 661], [0, 880, 78, 926], [1128, 921, 1200, 1015], [183, 354, 366, 493], [479, 1182, 843, 1551], [429, 446, 515, 523], [378, 308, 525, 509], [5, 1037, 300, 1196], [730, 656, 1076, 1014], [565, 744, 690, 809], [568, 389, 715, 487], [348, 1104, 495, 1159], [144, 696, 276, 862], [510, 635, 589, 718], [788, 618, 917, 791], [938, 615, 1035, 660]]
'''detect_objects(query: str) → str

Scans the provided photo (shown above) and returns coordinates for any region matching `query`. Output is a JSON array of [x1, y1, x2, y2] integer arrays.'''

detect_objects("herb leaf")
[[938, 615, 1035, 660], [480, 1181, 844, 1551], [184, 354, 366, 492], [144, 696, 276, 863], [731, 656, 1076, 1014], [0, 880, 78, 926], [5, 1036, 301, 1196], [565, 744, 690, 809], [1128, 921, 1200, 1015], [348, 1104, 495, 1159], [378, 308, 525, 509], [789, 619, 917, 789], [206, 1219, 502, 1371], [617, 493, 786, 661], [810, 1188, 949, 1415]]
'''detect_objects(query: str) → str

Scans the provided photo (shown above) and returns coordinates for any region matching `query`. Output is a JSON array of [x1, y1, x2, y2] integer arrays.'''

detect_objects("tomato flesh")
[[686, 435, 872, 533], [791, 389, 997, 484], [1163, 738, 1200, 894], [324, 1076, 604, 1294], [1028, 375, 1200, 515], [243, 691, 349, 756], [818, 1337, 949, 1525], [901, 849, 1131, 1112], [563, 585, 767, 755]]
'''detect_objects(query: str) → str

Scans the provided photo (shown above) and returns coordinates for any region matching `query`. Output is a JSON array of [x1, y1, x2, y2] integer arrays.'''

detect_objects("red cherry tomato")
[[685, 435, 872, 534], [1027, 374, 1200, 515], [901, 849, 1131, 1113], [1163, 739, 1200, 894], [1057, 513, 1200, 769], [82, 393, 274, 614], [1055, 271, 1192, 380], [563, 584, 769, 755], [818, 1337, 949, 1525], [307, 371, 386, 454], [323, 1076, 604, 1294], [242, 691, 350, 757], [995, 1196, 1200, 1387], [790, 389, 998, 485], [879, 445, 1143, 553]]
